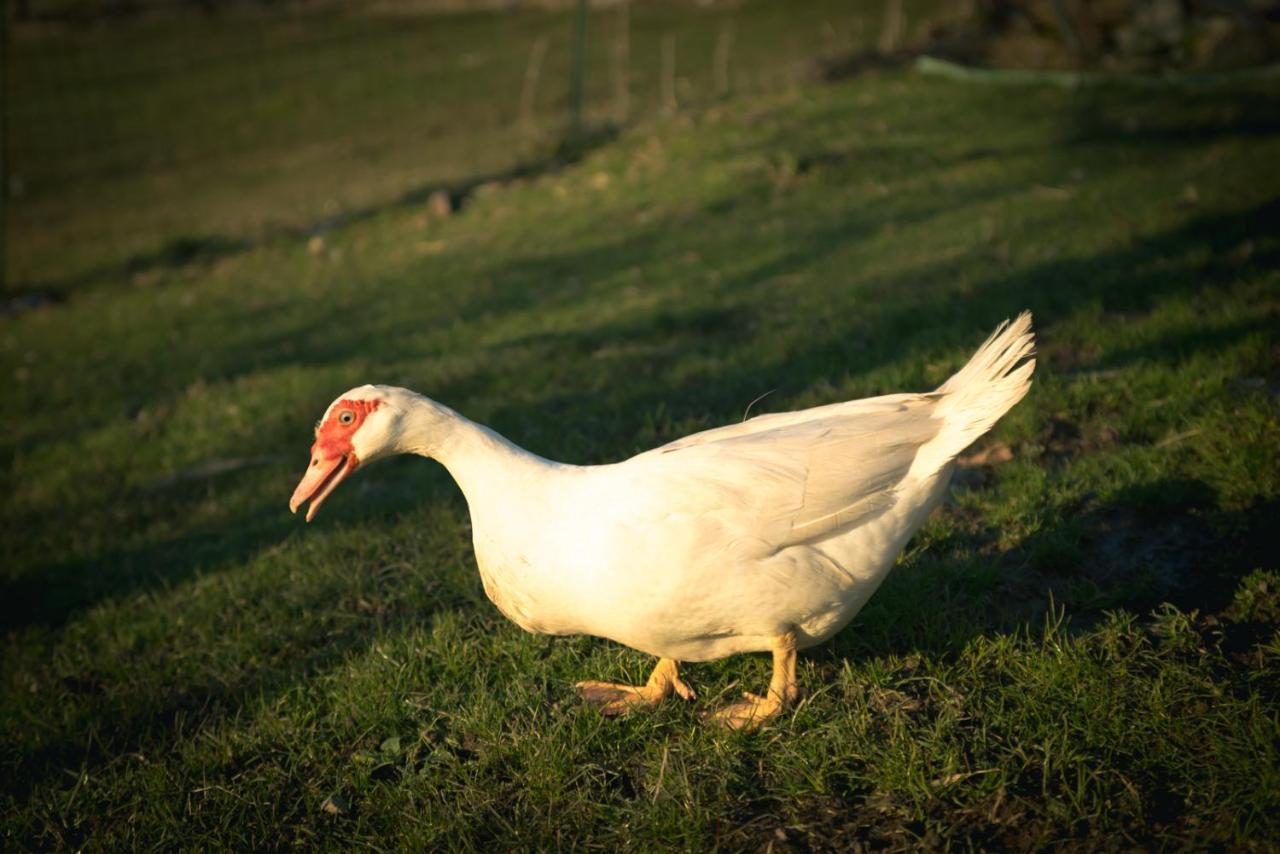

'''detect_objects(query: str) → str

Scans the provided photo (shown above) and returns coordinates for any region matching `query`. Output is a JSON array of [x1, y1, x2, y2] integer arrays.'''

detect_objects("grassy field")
[[4, 5, 1280, 850], [6, 0, 949, 291]]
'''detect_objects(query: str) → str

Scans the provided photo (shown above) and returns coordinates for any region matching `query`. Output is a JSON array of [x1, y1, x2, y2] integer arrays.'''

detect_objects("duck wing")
[[628, 393, 943, 550]]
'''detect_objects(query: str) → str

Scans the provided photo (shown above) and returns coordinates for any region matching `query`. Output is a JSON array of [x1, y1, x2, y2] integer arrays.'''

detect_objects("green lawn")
[[3, 7, 1280, 849]]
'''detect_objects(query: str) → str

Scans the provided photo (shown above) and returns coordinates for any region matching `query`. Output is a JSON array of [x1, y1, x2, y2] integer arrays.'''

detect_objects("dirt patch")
[[954, 440, 1016, 491], [939, 470, 1276, 636]]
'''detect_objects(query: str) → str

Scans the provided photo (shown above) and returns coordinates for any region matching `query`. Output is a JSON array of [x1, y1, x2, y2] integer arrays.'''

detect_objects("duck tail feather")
[[910, 312, 1035, 478]]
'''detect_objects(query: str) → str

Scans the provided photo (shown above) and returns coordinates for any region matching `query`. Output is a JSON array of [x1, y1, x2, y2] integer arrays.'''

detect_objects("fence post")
[[878, 0, 904, 55], [613, 0, 629, 123], [570, 0, 588, 133], [520, 35, 549, 136], [661, 33, 676, 113], [714, 20, 734, 98], [0, 1, 9, 294]]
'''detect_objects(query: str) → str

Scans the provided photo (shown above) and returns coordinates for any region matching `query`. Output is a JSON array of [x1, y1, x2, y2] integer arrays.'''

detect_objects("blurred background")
[[6, 0, 1277, 301]]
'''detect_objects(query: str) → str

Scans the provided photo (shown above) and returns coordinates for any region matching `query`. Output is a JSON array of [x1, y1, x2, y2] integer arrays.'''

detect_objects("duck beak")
[[290, 450, 358, 522]]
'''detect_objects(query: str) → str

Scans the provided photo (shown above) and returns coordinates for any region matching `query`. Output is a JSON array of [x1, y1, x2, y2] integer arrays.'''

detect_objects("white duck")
[[290, 313, 1034, 728]]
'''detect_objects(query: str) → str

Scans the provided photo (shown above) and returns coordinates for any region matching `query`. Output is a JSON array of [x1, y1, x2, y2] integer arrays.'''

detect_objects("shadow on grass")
[[10, 483, 1272, 809], [1063, 84, 1280, 148], [0, 513, 475, 805], [832, 479, 1277, 665], [4, 187, 1276, 636], [12, 125, 621, 304], [461, 194, 1278, 460]]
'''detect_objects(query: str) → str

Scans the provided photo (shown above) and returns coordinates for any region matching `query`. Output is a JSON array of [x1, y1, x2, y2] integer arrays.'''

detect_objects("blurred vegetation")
[[5, 0, 954, 291], [933, 0, 1280, 72]]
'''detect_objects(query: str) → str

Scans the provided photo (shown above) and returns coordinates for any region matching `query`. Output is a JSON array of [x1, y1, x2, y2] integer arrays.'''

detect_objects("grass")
[[3, 4, 1280, 849], [7, 0, 946, 291]]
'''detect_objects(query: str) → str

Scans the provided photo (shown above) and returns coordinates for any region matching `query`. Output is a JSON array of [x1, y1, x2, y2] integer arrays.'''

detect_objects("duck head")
[[289, 384, 410, 522]]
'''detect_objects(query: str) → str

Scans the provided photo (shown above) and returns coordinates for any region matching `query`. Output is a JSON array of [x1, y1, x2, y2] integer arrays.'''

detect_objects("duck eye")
[[339, 410, 355, 425]]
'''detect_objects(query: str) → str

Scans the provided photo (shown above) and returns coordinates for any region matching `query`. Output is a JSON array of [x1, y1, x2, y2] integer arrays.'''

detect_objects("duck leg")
[[576, 658, 696, 716], [709, 631, 799, 730]]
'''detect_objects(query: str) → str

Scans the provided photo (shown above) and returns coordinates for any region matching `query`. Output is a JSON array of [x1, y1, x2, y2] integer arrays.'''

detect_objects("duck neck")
[[397, 394, 553, 509]]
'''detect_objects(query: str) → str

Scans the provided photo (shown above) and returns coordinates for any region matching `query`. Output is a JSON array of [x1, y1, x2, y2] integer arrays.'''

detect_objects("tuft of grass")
[[3, 9, 1280, 849]]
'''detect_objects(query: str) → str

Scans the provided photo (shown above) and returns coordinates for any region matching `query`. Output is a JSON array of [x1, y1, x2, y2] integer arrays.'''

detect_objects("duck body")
[[455, 397, 955, 662], [291, 312, 1035, 727]]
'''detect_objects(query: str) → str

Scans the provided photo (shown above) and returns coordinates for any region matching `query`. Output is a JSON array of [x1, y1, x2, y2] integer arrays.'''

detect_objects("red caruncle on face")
[[290, 396, 384, 522], [312, 398, 382, 459]]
